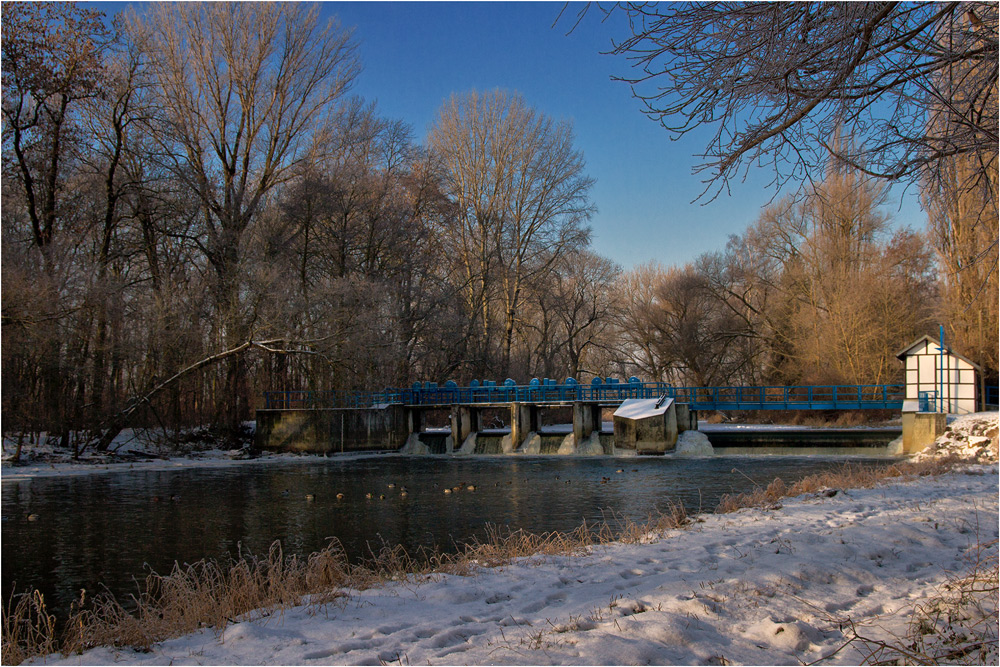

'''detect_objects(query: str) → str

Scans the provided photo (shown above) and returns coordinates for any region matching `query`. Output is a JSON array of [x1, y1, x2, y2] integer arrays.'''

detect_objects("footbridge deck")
[[263, 380, 905, 412]]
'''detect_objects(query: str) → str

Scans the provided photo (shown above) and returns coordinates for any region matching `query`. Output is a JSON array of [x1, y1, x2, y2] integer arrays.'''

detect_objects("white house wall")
[[901, 339, 978, 414]]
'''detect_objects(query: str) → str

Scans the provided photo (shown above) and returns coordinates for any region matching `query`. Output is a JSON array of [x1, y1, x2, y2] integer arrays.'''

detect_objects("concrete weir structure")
[[401, 399, 666, 456], [255, 405, 410, 454], [255, 378, 928, 456], [256, 397, 696, 456], [613, 397, 678, 453]]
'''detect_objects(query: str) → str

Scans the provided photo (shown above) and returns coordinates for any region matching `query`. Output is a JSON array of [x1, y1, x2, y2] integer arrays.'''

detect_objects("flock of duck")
[[19, 469, 642, 522], [274, 480, 479, 502], [150, 495, 182, 502], [274, 468, 640, 504]]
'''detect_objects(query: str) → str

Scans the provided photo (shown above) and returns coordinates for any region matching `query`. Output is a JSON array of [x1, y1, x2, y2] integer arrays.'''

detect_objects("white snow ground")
[[31, 465, 997, 666], [913, 412, 999, 463], [23, 415, 999, 667]]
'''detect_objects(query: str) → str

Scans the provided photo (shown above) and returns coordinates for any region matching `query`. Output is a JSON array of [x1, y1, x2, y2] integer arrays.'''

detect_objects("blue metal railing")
[[263, 380, 906, 412], [986, 385, 999, 408]]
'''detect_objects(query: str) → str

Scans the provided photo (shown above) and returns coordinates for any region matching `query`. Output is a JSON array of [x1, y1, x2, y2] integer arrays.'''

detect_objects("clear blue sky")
[[94, 1, 927, 270], [325, 1, 927, 269]]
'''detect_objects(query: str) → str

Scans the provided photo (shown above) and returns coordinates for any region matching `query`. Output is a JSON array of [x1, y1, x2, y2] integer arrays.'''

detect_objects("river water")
[[2, 454, 896, 619]]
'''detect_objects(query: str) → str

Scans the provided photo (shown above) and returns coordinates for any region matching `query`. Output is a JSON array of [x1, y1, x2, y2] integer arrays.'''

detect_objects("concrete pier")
[[573, 402, 600, 442], [256, 399, 694, 455], [509, 402, 539, 450], [901, 412, 947, 454], [451, 405, 479, 452]]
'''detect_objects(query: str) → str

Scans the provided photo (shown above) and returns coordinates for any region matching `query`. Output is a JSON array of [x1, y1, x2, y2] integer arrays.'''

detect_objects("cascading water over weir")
[[255, 377, 910, 457]]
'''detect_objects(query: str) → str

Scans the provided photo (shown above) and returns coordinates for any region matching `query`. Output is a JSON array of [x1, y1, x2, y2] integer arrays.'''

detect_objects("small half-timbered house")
[[896, 335, 980, 415]]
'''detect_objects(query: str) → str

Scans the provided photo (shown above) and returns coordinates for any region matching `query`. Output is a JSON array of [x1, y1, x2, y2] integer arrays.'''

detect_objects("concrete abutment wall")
[[900, 412, 947, 454], [257, 401, 695, 455], [255, 406, 410, 454]]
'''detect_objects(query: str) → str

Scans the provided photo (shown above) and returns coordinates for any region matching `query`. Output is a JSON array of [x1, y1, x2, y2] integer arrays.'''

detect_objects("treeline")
[[2, 3, 996, 447]]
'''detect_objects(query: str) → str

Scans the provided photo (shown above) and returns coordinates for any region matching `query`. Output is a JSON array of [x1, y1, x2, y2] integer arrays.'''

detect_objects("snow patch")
[[30, 465, 998, 666], [613, 397, 673, 420], [913, 412, 999, 463]]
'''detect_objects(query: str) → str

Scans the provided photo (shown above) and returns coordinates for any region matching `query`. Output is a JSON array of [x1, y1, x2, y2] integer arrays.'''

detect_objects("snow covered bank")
[[5, 413, 994, 482], [914, 412, 999, 464], [29, 463, 997, 666], [0, 448, 391, 482], [0, 428, 395, 482]]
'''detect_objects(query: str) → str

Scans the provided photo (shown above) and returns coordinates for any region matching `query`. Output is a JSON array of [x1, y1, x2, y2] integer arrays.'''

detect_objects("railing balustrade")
[[263, 381, 906, 411]]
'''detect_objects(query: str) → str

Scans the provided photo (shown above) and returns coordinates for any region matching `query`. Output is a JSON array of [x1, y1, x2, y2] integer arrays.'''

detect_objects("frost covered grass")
[[1, 510, 692, 665], [5, 414, 996, 665], [14, 461, 991, 666], [844, 531, 998, 665], [714, 457, 959, 514]]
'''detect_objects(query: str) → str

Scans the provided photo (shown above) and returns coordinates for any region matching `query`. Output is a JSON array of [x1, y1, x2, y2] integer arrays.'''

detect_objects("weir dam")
[[255, 379, 908, 456]]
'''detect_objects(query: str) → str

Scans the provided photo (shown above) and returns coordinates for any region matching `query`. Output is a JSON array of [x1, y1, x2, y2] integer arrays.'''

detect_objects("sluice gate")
[[255, 378, 920, 456], [256, 398, 695, 457]]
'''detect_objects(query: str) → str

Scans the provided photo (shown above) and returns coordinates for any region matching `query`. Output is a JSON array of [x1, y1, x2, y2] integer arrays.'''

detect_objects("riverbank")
[[0, 417, 941, 481], [0, 429, 396, 482], [22, 460, 997, 666], [9, 414, 997, 666]]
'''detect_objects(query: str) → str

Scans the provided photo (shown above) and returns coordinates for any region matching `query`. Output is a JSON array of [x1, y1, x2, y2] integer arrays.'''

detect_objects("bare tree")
[[2, 2, 110, 438], [921, 13, 999, 378], [681, 152, 938, 388], [132, 2, 360, 431], [590, 2, 997, 205], [924, 151, 999, 377], [547, 251, 621, 378], [2, 2, 109, 255], [653, 264, 754, 387], [428, 90, 594, 376], [697, 223, 794, 385], [71, 25, 156, 431], [788, 163, 937, 384], [613, 262, 672, 381], [517, 250, 619, 379], [270, 100, 464, 393]]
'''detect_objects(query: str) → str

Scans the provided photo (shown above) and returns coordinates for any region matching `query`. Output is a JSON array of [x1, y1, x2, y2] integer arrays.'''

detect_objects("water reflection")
[[2, 455, 894, 618]]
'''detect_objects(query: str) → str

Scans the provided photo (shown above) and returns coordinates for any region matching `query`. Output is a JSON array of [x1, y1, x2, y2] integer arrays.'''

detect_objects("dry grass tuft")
[[847, 536, 998, 665], [715, 458, 958, 515], [613, 501, 689, 544], [443, 519, 628, 573], [2, 588, 57, 666], [1, 506, 695, 664], [68, 541, 352, 653], [2, 456, 969, 665], [4, 540, 355, 665]]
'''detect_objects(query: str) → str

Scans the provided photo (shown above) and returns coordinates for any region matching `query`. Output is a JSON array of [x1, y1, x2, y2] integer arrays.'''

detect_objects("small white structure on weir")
[[896, 335, 981, 415], [612, 396, 678, 453]]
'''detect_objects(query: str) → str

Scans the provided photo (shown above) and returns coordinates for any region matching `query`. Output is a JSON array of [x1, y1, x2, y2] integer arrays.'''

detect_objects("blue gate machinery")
[[263, 378, 909, 412]]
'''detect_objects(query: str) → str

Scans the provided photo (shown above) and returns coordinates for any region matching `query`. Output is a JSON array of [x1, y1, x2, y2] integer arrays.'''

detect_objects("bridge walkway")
[[263, 381, 906, 412]]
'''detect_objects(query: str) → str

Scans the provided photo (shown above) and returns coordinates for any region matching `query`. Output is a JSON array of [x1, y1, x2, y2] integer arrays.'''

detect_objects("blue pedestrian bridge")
[[263, 378, 906, 412]]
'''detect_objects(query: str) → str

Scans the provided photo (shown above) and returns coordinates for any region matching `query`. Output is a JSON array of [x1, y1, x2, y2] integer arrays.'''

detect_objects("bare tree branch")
[[594, 2, 997, 205]]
